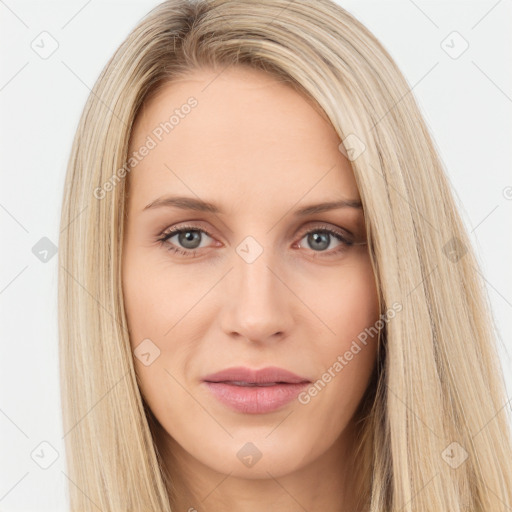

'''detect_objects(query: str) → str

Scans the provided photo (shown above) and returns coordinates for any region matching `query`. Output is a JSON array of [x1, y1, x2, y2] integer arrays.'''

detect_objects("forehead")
[[127, 66, 360, 212]]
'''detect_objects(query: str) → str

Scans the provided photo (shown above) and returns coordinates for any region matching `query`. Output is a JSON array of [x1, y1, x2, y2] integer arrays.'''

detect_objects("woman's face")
[[122, 66, 380, 481]]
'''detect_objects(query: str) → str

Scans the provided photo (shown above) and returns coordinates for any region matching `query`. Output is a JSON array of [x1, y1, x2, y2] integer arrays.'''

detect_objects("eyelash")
[[156, 223, 355, 259]]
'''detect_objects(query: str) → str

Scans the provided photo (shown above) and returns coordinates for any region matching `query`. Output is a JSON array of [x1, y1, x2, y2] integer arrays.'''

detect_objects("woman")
[[58, 0, 512, 510]]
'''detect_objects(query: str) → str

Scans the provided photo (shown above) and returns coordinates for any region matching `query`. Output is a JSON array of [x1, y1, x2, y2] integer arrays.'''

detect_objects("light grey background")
[[1, 1, 511, 510]]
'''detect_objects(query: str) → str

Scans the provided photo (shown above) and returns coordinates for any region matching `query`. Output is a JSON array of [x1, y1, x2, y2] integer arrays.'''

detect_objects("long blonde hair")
[[58, 0, 512, 510]]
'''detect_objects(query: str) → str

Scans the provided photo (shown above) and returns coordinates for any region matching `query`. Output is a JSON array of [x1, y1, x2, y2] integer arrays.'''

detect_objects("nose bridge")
[[237, 247, 276, 303], [222, 235, 291, 341]]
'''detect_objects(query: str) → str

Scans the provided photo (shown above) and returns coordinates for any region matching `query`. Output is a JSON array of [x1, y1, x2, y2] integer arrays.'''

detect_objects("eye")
[[294, 224, 354, 258], [156, 224, 216, 257], [156, 223, 359, 258]]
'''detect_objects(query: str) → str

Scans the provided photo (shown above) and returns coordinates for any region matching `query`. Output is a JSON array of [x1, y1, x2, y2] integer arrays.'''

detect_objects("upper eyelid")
[[159, 222, 357, 244]]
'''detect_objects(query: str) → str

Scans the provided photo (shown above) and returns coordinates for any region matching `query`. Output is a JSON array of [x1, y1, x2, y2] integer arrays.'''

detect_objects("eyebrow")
[[142, 195, 363, 215]]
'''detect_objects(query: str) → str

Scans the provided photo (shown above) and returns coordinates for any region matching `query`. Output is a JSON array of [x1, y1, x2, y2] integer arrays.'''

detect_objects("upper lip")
[[202, 366, 310, 384]]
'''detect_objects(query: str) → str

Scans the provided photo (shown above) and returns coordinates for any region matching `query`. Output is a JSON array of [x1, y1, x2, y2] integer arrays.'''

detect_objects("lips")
[[202, 366, 310, 385], [202, 366, 311, 414]]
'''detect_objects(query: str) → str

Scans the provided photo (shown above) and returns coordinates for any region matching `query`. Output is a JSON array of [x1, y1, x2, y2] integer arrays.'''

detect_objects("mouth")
[[202, 366, 311, 414], [202, 365, 310, 385], [219, 381, 291, 387]]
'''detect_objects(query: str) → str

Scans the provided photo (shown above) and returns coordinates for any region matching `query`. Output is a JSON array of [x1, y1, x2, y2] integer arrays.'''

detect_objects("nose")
[[218, 246, 294, 344]]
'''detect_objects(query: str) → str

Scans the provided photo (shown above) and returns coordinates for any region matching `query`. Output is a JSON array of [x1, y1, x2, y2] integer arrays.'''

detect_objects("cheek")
[[121, 245, 209, 408], [122, 246, 196, 344], [301, 255, 379, 343], [330, 257, 379, 359], [332, 261, 379, 339], [299, 258, 379, 421]]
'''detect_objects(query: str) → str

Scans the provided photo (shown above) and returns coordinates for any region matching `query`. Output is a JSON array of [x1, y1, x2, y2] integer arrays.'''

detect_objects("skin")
[[122, 65, 380, 512]]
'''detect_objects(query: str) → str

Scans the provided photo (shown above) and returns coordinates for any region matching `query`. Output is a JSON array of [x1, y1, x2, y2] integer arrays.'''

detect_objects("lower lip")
[[203, 382, 309, 414]]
